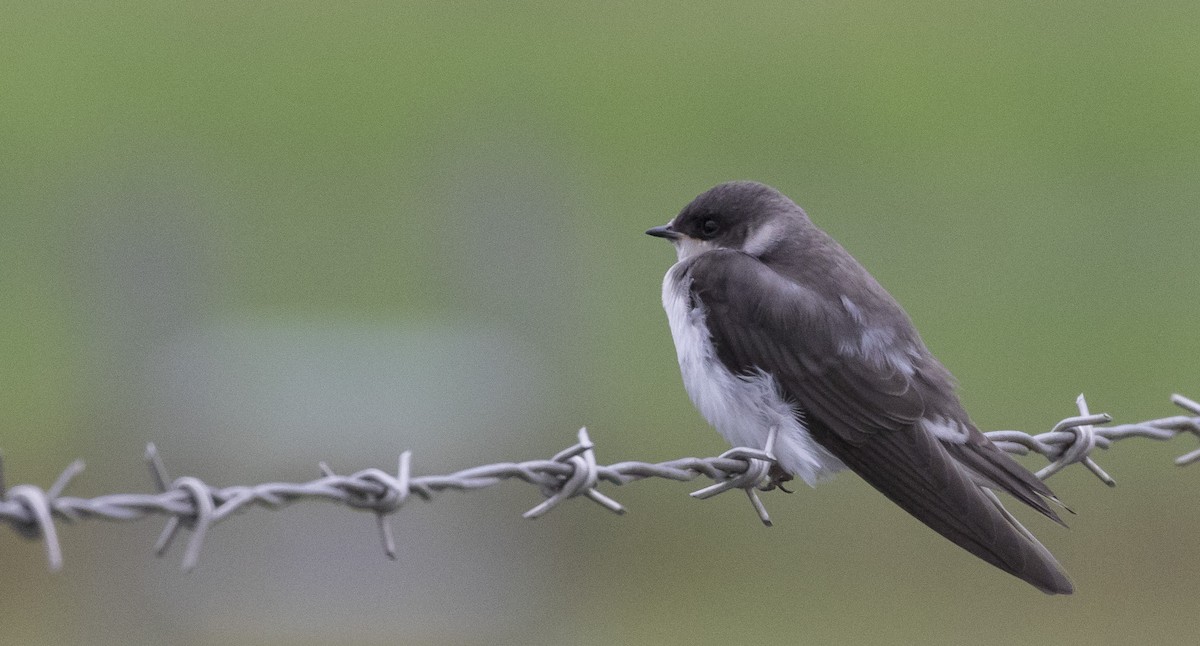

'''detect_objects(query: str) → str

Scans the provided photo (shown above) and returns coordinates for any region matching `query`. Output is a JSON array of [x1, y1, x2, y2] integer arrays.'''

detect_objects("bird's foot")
[[760, 464, 794, 494]]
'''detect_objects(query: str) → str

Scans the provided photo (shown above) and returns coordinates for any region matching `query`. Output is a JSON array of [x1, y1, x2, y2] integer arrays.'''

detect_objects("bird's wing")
[[683, 250, 1072, 594], [684, 249, 923, 445]]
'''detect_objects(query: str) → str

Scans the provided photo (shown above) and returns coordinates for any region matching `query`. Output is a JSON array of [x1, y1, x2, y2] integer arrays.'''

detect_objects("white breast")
[[662, 263, 845, 486]]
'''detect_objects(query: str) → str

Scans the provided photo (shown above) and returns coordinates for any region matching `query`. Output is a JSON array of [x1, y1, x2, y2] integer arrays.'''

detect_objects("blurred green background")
[[3, 2, 1199, 644]]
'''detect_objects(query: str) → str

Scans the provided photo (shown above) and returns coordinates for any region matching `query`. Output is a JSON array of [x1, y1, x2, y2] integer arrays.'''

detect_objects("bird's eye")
[[700, 218, 720, 237]]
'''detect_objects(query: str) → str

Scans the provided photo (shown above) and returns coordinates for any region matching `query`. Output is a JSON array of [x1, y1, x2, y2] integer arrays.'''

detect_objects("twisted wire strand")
[[2, 393, 1198, 572]]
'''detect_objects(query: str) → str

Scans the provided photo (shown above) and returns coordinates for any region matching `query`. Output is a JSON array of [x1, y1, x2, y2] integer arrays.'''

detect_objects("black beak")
[[645, 224, 680, 240]]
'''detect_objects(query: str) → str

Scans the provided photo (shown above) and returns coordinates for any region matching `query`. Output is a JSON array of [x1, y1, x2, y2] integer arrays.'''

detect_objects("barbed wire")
[[1, 393, 1198, 573]]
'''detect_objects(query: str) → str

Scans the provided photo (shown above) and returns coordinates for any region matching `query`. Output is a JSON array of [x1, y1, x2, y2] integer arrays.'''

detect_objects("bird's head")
[[646, 181, 811, 261]]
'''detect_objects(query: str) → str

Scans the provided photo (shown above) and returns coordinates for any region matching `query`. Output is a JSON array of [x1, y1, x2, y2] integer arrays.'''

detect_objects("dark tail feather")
[[829, 426, 1074, 594]]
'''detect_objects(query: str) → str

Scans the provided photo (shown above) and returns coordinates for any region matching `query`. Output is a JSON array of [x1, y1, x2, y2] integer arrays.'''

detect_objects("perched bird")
[[647, 181, 1072, 594]]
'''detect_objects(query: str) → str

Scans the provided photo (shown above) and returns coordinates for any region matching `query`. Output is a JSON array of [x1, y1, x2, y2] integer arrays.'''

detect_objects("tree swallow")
[[647, 181, 1072, 594]]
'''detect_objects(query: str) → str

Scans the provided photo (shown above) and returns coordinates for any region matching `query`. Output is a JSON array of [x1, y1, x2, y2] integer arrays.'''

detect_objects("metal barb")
[[377, 513, 397, 560], [1034, 395, 1116, 486], [372, 452, 413, 560], [7, 485, 63, 570], [146, 444, 183, 560], [523, 428, 625, 519], [1172, 393, 1200, 416], [170, 476, 216, 572], [153, 518, 182, 558], [49, 460, 85, 499], [47, 460, 87, 523], [689, 426, 779, 527], [1169, 394, 1200, 465], [145, 444, 169, 492], [1176, 447, 1200, 466]]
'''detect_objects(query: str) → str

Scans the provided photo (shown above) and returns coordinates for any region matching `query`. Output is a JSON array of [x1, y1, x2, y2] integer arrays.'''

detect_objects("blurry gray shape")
[[65, 151, 222, 401], [135, 317, 551, 640], [141, 318, 543, 464], [419, 119, 583, 353]]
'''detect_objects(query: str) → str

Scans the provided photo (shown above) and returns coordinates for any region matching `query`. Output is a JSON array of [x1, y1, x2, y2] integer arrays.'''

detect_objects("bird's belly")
[[662, 267, 845, 486]]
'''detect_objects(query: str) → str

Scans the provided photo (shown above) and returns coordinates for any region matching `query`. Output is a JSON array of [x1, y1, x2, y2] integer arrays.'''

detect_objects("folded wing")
[[683, 249, 1072, 594]]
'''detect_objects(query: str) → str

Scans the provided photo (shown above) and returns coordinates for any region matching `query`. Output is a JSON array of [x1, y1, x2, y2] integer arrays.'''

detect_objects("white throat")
[[673, 236, 715, 262]]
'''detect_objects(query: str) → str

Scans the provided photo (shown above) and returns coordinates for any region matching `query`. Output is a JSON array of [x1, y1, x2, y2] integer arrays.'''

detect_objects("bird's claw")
[[759, 464, 794, 493]]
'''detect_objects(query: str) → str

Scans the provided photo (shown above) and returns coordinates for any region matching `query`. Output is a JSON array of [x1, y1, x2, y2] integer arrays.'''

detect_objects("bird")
[[646, 181, 1073, 594]]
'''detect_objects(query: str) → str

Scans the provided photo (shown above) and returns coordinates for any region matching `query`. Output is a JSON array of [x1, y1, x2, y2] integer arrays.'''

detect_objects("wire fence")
[[2, 393, 1198, 573]]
